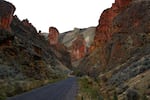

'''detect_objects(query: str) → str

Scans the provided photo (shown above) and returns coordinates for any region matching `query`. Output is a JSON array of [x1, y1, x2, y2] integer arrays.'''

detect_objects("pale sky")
[[8, 0, 114, 33]]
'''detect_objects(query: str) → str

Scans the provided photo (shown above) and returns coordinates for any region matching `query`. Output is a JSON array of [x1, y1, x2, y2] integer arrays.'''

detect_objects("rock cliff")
[[94, 0, 132, 47], [77, 0, 150, 99], [92, 0, 150, 70], [47, 27, 72, 68]]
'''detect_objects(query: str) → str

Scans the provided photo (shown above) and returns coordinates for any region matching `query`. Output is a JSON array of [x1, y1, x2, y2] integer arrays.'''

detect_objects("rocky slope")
[[0, 0, 71, 98], [77, 0, 150, 99]]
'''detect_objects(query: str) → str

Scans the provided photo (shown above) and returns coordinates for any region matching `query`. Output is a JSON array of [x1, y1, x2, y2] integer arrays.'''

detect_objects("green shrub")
[[73, 69, 84, 77], [78, 76, 102, 100], [0, 95, 6, 100], [113, 92, 118, 100]]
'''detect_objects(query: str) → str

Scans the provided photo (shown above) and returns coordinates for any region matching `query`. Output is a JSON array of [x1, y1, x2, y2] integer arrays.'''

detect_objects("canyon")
[[0, 0, 150, 100]]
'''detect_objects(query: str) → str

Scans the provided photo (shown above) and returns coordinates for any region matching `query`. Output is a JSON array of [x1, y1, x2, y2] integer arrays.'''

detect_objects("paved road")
[[8, 77, 78, 100]]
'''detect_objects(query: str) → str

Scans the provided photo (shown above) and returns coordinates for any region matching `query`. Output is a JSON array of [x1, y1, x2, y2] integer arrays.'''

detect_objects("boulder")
[[126, 88, 139, 100]]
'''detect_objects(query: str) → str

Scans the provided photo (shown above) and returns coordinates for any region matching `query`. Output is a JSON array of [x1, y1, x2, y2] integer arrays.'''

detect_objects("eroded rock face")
[[0, 0, 16, 31], [47, 27, 72, 68], [71, 35, 86, 61], [59, 27, 95, 62], [48, 27, 59, 45], [78, 0, 150, 99], [85, 0, 134, 71], [94, 0, 132, 47], [79, 0, 150, 73]]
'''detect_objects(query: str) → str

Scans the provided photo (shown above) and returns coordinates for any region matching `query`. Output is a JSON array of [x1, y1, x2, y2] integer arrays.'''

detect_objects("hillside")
[[0, 0, 71, 99], [76, 0, 150, 99]]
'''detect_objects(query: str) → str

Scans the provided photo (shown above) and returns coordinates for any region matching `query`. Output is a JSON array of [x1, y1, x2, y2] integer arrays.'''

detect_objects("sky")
[[8, 0, 115, 33]]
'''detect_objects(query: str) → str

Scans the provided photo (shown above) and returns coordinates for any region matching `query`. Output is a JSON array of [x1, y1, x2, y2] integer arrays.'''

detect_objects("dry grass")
[[77, 76, 103, 100]]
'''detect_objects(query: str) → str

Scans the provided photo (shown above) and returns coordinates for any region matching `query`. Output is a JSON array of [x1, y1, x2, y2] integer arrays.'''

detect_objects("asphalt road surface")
[[8, 77, 78, 100]]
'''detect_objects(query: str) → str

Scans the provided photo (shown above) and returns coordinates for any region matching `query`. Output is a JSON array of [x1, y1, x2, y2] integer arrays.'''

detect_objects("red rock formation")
[[48, 27, 59, 45], [0, 0, 16, 31], [71, 35, 86, 61], [94, 0, 132, 47], [89, 0, 133, 69], [82, 0, 150, 72], [47, 27, 72, 68]]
